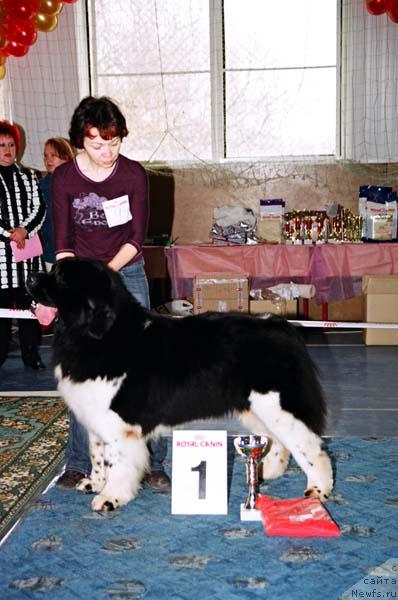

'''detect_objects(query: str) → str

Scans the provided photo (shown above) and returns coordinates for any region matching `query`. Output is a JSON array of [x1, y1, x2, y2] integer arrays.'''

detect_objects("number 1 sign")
[[171, 430, 228, 515]]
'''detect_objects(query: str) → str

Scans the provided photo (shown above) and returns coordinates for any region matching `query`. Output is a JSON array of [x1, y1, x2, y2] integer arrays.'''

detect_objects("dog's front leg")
[[76, 432, 106, 494], [91, 434, 150, 512]]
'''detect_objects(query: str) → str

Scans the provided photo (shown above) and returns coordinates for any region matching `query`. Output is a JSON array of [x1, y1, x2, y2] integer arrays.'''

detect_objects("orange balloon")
[[0, 54, 6, 66], [37, 0, 63, 16], [32, 12, 58, 32], [0, 64, 6, 80]]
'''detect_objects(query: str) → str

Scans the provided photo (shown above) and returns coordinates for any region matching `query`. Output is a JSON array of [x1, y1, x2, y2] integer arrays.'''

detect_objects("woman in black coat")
[[0, 120, 46, 369]]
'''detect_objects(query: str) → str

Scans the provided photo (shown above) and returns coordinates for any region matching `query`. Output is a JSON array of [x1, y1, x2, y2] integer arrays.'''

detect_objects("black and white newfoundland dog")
[[27, 258, 333, 512]]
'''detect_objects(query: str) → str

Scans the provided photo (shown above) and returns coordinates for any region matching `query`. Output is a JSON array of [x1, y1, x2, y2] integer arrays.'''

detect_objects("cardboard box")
[[298, 296, 364, 322], [250, 299, 297, 318], [363, 275, 398, 345], [193, 272, 248, 314]]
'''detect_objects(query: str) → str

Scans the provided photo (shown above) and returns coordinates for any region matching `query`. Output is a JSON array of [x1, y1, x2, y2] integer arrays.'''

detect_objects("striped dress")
[[0, 163, 46, 290]]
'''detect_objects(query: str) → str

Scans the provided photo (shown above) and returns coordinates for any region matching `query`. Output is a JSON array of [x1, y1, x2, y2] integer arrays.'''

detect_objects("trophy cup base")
[[240, 503, 263, 521]]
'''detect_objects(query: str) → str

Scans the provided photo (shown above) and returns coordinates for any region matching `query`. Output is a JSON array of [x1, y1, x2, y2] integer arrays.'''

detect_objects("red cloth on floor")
[[256, 494, 340, 537]]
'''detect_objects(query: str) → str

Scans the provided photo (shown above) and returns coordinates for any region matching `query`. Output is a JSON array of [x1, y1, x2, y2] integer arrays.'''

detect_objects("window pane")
[[93, 0, 211, 160], [98, 73, 212, 161], [95, 0, 210, 75], [226, 68, 336, 157], [224, 0, 336, 69], [224, 0, 337, 158]]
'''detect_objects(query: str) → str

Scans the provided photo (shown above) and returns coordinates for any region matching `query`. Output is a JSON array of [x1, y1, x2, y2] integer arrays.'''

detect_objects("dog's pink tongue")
[[34, 304, 58, 326]]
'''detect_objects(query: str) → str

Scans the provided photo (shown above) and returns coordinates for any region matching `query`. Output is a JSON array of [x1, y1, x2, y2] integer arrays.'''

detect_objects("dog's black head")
[[27, 258, 129, 340]]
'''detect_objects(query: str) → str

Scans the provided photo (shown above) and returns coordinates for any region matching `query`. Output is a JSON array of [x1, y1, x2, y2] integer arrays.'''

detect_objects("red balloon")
[[0, 4, 7, 23], [4, 40, 30, 57], [6, 17, 37, 46], [5, 0, 40, 21], [0, 25, 8, 50], [386, 0, 398, 22], [365, 0, 387, 14]]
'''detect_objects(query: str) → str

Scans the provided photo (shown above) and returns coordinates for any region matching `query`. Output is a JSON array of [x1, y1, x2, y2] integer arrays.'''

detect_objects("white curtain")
[[0, 2, 89, 171], [340, 0, 398, 162]]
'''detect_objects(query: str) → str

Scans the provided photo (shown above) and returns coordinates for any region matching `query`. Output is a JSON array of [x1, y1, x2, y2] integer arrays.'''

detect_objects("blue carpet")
[[1, 437, 397, 599]]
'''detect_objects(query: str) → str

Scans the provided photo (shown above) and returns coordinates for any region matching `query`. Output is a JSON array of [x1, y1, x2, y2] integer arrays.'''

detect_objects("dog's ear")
[[86, 299, 116, 340]]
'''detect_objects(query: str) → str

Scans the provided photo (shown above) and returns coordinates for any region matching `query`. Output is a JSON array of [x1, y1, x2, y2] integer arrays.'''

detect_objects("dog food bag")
[[257, 199, 285, 243], [359, 186, 398, 241], [256, 494, 340, 537]]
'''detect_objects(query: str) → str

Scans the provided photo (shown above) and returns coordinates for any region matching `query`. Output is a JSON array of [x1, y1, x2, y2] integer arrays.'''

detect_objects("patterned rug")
[[0, 436, 397, 599], [0, 395, 68, 540]]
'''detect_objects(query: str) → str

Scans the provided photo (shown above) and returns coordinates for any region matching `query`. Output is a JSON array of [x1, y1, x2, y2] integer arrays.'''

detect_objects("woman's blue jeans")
[[65, 259, 168, 474]]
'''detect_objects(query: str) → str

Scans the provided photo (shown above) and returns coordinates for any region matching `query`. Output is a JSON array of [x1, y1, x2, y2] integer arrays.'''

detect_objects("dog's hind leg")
[[91, 435, 150, 512], [238, 410, 291, 480], [248, 391, 333, 502]]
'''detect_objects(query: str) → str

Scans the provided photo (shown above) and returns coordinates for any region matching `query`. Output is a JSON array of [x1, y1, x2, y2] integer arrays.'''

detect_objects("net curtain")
[[340, 0, 398, 162], [0, 2, 88, 171]]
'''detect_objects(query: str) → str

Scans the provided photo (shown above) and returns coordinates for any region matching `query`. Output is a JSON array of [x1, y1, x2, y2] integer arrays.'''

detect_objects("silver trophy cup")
[[234, 435, 271, 517]]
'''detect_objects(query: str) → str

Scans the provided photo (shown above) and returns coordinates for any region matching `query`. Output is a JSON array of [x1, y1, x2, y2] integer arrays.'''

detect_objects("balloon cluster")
[[0, 0, 78, 80], [365, 0, 398, 22]]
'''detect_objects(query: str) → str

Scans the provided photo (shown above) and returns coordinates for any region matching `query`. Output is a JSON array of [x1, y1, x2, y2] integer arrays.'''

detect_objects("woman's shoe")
[[143, 469, 171, 493], [56, 470, 86, 489], [23, 353, 46, 369]]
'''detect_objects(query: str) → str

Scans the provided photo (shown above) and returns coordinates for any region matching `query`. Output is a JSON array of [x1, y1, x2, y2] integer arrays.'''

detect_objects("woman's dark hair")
[[69, 96, 129, 149], [44, 137, 75, 161], [0, 120, 21, 154]]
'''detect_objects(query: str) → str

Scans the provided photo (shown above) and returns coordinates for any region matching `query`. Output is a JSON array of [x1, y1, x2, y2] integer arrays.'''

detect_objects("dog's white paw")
[[91, 493, 132, 512], [259, 454, 290, 480], [76, 477, 104, 494], [304, 485, 332, 503]]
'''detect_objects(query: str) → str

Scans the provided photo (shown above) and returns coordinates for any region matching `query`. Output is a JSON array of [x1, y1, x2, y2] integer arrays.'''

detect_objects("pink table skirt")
[[165, 243, 398, 304]]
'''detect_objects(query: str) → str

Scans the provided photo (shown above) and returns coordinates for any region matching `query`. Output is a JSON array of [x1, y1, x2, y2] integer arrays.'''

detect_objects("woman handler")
[[52, 96, 169, 492]]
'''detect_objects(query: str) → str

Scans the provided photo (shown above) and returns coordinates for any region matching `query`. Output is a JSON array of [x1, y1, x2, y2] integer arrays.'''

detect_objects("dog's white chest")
[[55, 365, 126, 432]]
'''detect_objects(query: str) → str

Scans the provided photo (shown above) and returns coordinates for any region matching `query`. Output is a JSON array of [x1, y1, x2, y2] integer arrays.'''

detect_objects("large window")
[[88, 0, 337, 162]]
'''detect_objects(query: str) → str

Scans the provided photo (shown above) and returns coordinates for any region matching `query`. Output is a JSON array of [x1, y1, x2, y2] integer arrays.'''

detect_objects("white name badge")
[[171, 430, 228, 515], [102, 195, 132, 227]]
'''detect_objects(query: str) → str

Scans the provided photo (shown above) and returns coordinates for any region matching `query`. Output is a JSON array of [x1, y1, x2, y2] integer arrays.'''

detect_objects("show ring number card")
[[171, 430, 228, 515], [102, 195, 132, 227]]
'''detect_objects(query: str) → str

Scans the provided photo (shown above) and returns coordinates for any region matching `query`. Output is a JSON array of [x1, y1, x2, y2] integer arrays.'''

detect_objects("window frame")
[[86, 0, 341, 164]]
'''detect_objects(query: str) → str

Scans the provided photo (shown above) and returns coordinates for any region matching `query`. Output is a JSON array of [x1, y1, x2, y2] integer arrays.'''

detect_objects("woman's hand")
[[56, 252, 75, 260], [9, 227, 27, 249], [108, 243, 137, 271]]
